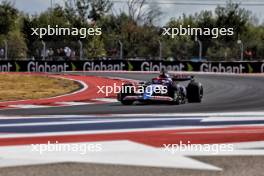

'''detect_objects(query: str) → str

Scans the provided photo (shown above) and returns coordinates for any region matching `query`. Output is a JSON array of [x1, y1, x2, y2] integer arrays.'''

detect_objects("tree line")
[[0, 0, 263, 60]]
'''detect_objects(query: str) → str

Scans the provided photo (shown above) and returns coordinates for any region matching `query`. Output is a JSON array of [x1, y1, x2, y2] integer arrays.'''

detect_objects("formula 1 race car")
[[117, 73, 203, 105]]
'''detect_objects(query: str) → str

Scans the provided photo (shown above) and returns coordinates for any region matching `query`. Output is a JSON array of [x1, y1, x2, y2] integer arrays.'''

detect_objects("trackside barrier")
[[0, 60, 264, 73]]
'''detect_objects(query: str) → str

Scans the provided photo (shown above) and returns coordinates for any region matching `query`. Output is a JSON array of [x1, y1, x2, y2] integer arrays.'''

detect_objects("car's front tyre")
[[118, 83, 135, 105]]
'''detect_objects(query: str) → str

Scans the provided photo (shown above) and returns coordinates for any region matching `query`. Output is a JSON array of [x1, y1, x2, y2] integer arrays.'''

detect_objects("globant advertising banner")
[[0, 60, 264, 73]]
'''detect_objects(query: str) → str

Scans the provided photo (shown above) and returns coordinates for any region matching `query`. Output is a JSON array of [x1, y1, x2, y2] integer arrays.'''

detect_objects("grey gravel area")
[[0, 156, 263, 176]]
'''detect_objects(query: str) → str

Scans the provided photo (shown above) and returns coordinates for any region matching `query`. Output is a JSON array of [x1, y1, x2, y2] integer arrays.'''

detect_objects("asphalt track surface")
[[1, 72, 264, 176], [0, 72, 264, 116], [1, 156, 264, 176]]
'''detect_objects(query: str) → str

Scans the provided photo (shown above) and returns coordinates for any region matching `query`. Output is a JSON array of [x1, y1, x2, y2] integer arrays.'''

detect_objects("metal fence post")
[[78, 40, 83, 60], [118, 40, 123, 60], [158, 40, 162, 60], [4, 40, 7, 60], [41, 40, 46, 60], [237, 39, 244, 61], [195, 36, 202, 61]]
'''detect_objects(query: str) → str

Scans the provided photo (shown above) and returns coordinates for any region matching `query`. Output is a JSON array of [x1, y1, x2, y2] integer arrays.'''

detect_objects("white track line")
[[8, 105, 53, 109], [176, 129, 264, 134], [0, 111, 264, 119], [202, 117, 264, 122], [55, 102, 94, 106], [93, 98, 119, 103]]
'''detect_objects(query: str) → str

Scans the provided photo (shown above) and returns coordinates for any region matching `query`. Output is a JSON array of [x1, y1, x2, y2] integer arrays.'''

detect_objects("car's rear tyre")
[[187, 82, 203, 103]]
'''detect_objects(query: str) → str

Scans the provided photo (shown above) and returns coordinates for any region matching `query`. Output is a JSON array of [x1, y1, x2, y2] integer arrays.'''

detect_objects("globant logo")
[[83, 61, 126, 71], [200, 63, 245, 73], [141, 62, 185, 71], [0, 63, 12, 72], [27, 61, 70, 72]]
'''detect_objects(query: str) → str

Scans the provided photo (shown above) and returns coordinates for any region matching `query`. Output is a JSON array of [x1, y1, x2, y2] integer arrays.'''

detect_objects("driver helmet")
[[159, 70, 170, 79]]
